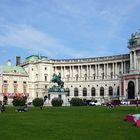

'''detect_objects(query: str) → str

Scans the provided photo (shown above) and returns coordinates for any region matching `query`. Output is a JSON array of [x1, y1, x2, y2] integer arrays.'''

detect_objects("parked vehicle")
[[89, 100, 102, 106]]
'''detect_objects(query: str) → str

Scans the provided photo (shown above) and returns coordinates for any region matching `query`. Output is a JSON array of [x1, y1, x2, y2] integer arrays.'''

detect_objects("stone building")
[[0, 60, 29, 103], [1, 32, 140, 103], [20, 32, 140, 101]]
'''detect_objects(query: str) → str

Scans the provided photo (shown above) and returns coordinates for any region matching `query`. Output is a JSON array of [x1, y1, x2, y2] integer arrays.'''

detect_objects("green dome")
[[1, 61, 27, 75]]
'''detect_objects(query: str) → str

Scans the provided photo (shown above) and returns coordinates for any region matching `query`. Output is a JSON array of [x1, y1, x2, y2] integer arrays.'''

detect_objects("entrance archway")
[[128, 81, 135, 99]]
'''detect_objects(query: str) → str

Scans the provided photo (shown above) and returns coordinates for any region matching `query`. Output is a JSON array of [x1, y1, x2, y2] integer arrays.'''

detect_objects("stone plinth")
[[47, 92, 69, 106]]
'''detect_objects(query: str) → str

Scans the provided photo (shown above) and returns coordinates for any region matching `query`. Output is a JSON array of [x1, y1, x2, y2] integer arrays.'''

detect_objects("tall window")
[[91, 87, 96, 96], [14, 86, 17, 93], [109, 86, 113, 96], [66, 88, 70, 96], [117, 86, 120, 96], [74, 88, 78, 96], [100, 87, 104, 96], [66, 74, 70, 81], [84, 74, 87, 81], [75, 74, 78, 81], [83, 87, 87, 96], [102, 73, 104, 79], [23, 85, 27, 93], [44, 75, 47, 81], [3, 85, 8, 93]]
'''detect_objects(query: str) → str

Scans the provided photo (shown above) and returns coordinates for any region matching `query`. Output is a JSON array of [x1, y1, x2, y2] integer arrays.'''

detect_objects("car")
[[121, 100, 130, 105], [89, 101, 102, 106]]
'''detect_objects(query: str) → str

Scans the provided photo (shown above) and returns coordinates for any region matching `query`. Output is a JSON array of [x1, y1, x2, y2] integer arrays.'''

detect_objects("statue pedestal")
[[47, 92, 69, 106]]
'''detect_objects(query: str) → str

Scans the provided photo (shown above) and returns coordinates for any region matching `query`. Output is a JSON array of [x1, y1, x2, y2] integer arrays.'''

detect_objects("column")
[[134, 51, 137, 69], [115, 62, 117, 78], [63, 66, 65, 79], [89, 65, 92, 80], [136, 78, 139, 98], [107, 63, 109, 79], [86, 65, 88, 80], [81, 65, 83, 80], [112, 63, 114, 79], [69, 66, 72, 80], [124, 61, 126, 74], [72, 66, 74, 81], [95, 64, 98, 80], [104, 64, 106, 79], [130, 52, 133, 70], [121, 62, 124, 74]]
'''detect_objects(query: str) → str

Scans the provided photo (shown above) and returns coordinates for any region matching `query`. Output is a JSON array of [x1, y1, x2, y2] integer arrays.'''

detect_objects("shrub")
[[70, 98, 83, 106], [51, 97, 63, 107], [12, 97, 26, 106], [33, 98, 44, 107]]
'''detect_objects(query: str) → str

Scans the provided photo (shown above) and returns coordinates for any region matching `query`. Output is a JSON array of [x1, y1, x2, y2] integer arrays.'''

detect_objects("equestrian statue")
[[48, 73, 65, 92]]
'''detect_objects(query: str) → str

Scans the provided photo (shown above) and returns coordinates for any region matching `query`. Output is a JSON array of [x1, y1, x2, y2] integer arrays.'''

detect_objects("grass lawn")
[[0, 106, 140, 140]]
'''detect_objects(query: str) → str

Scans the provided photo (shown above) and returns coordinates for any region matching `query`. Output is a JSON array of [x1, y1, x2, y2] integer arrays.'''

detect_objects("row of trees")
[[12, 97, 85, 107]]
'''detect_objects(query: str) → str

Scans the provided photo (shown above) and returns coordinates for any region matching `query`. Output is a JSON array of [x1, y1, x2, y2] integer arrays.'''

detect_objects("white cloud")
[[0, 24, 80, 58]]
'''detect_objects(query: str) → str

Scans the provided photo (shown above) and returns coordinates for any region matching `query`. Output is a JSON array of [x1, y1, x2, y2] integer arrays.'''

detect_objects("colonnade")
[[53, 60, 129, 81]]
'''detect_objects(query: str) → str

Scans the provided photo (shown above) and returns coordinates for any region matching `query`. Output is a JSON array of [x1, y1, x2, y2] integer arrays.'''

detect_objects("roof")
[[1, 61, 27, 75]]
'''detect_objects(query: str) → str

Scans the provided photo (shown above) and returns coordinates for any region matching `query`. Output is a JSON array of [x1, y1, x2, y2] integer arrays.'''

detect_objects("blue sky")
[[0, 0, 140, 64]]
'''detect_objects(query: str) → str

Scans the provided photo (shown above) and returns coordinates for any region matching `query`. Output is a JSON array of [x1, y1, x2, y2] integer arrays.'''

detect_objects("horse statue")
[[51, 73, 64, 88]]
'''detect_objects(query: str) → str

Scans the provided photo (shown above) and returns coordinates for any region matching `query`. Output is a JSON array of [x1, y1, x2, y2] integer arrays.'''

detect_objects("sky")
[[0, 0, 140, 64]]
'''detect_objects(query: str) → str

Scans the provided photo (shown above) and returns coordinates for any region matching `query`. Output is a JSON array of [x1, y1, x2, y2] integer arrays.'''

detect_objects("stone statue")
[[51, 73, 64, 88], [48, 73, 64, 92]]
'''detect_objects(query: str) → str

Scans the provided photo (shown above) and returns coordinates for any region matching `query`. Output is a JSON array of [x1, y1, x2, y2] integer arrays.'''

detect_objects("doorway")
[[128, 81, 135, 99]]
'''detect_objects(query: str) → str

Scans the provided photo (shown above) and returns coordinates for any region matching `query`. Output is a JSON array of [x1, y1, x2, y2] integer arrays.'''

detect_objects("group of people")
[[17, 104, 28, 112], [0, 103, 6, 112]]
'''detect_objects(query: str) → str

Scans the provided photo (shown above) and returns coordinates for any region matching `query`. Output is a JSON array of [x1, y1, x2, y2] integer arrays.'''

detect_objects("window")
[[66, 75, 70, 81], [91, 87, 96, 96], [117, 86, 120, 96], [74, 88, 78, 96], [45, 67, 47, 70], [100, 87, 104, 96], [3, 85, 8, 93], [75, 74, 78, 81], [83, 87, 87, 96], [3, 80, 7, 83], [44, 75, 47, 81], [59, 94, 61, 99], [109, 86, 113, 96], [14, 86, 17, 93], [93, 74, 95, 80], [23, 81, 26, 84], [36, 74, 38, 81], [65, 88, 70, 96], [14, 81, 17, 84], [110, 72, 113, 79], [102, 73, 104, 79], [36, 92, 38, 98], [84, 74, 87, 80], [23, 85, 27, 93]]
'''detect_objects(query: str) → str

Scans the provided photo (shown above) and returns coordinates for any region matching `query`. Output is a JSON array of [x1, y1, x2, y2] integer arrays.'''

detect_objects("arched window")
[[74, 88, 78, 96], [83, 87, 87, 96], [100, 87, 104, 96], [65, 88, 70, 96], [108, 86, 113, 96], [91, 87, 96, 96], [117, 86, 120, 96]]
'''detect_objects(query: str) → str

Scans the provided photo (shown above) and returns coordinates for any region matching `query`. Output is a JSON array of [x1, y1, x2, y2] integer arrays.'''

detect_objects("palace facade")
[[1, 32, 140, 103]]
